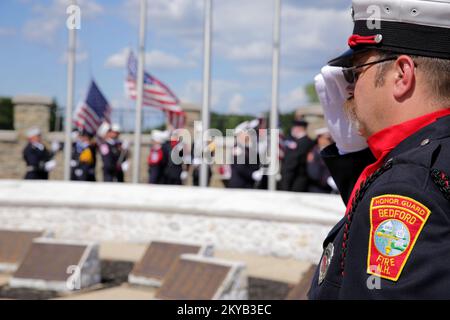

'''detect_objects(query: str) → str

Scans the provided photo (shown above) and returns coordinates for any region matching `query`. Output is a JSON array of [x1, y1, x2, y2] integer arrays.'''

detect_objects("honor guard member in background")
[[309, 0, 450, 299], [98, 123, 129, 182], [228, 120, 261, 189], [161, 131, 188, 185], [307, 128, 334, 194], [280, 119, 315, 192], [23, 127, 58, 180], [147, 130, 169, 184], [71, 130, 97, 182]]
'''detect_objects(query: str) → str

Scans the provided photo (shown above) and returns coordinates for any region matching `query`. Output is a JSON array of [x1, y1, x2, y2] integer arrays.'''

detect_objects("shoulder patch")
[[285, 141, 297, 150], [367, 194, 431, 282], [100, 144, 109, 156]]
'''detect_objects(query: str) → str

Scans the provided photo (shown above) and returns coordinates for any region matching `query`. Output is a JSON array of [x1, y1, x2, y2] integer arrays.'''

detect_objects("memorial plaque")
[[155, 254, 248, 300], [0, 229, 45, 272], [128, 240, 213, 287], [9, 238, 101, 292], [285, 264, 317, 300]]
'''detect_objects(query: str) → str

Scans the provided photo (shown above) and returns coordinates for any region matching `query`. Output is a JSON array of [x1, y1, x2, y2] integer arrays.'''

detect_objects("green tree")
[[210, 112, 253, 134], [0, 97, 13, 130], [305, 83, 319, 103], [49, 99, 59, 131]]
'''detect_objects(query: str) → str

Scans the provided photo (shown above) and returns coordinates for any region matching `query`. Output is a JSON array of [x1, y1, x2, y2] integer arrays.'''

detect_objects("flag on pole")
[[73, 80, 112, 134], [125, 51, 186, 128]]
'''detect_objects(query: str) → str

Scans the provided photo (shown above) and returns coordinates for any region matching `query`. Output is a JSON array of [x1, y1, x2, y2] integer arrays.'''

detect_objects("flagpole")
[[64, 0, 77, 181], [200, 0, 212, 188], [132, 0, 147, 184], [269, 0, 281, 191]]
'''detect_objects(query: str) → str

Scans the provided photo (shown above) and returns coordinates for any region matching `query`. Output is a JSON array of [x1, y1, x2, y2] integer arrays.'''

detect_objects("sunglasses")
[[342, 56, 398, 84]]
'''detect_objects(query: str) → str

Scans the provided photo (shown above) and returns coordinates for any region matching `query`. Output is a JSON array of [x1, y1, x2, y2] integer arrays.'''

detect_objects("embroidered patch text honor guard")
[[367, 194, 431, 281]]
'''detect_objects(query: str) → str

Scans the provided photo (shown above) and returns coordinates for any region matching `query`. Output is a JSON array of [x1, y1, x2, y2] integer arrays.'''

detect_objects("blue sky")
[[0, 0, 353, 120]]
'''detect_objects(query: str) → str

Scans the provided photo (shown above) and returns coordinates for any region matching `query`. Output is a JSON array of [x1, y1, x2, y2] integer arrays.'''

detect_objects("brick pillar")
[[12, 95, 53, 141]]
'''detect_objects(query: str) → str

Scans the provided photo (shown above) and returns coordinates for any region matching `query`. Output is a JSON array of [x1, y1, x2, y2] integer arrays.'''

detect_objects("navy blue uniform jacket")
[[308, 113, 450, 299]]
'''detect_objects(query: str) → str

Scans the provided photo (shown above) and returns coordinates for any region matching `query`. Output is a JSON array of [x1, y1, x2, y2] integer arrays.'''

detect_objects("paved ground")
[[0, 242, 313, 300], [56, 285, 157, 300], [99, 242, 311, 284], [0, 275, 9, 287]]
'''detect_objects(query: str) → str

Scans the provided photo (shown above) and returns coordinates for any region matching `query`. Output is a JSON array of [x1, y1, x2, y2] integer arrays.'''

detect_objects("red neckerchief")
[[171, 139, 179, 148], [345, 108, 450, 215]]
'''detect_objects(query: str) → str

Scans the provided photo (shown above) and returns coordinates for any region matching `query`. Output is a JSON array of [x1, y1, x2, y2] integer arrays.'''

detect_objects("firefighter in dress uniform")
[[280, 119, 315, 192], [147, 130, 168, 184], [71, 130, 97, 182], [228, 120, 261, 189], [23, 127, 59, 180], [308, 0, 450, 299], [98, 123, 129, 182]]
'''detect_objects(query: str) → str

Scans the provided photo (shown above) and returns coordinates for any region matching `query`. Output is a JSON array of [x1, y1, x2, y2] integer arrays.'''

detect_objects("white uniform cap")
[[26, 127, 41, 138], [235, 119, 260, 136], [315, 127, 330, 137], [248, 119, 260, 130], [329, 0, 450, 67], [151, 130, 168, 143], [97, 122, 110, 138], [111, 123, 121, 133]]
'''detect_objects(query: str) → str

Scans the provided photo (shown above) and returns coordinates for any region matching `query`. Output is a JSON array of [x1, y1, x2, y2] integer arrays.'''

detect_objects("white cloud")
[[228, 93, 244, 114], [120, 0, 203, 36], [223, 41, 272, 61], [238, 64, 300, 79], [104, 48, 131, 68], [59, 50, 89, 64], [105, 47, 196, 70], [145, 50, 196, 69], [23, 18, 60, 45], [116, 0, 352, 114], [0, 27, 16, 37], [281, 7, 352, 59], [180, 80, 202, 105], [119, 0, 352, 66], [281, 85, 309, 112], [23, 0, 103, 45], [180, 79, 241, 110], [109, 97, 130, 110]]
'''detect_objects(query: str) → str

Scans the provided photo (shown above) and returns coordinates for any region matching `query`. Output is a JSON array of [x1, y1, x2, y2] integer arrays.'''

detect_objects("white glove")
[[180, 171, 189, 180], [314, 66, 368, 155], [121, 161, 130, 172], [122, 140, 130, 151], [252, 169, 263, 182], [327, 176, 338, 192], [51, 141, 60, 153], [44, 160, 57, 172]]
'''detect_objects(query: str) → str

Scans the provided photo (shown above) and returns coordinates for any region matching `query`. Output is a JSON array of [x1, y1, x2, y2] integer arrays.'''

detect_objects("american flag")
[[74, 80, 111, 134], [125, 51, 186, 128]]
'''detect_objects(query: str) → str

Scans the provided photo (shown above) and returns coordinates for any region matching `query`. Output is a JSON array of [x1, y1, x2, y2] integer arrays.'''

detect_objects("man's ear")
[[392, 55, 416, 101]]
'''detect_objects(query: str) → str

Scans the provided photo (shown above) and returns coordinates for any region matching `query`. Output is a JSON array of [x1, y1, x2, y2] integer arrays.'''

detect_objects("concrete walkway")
[[100, 242, 311, 284], [56, 285, 157, 300], [0, 241, 313, 300]]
